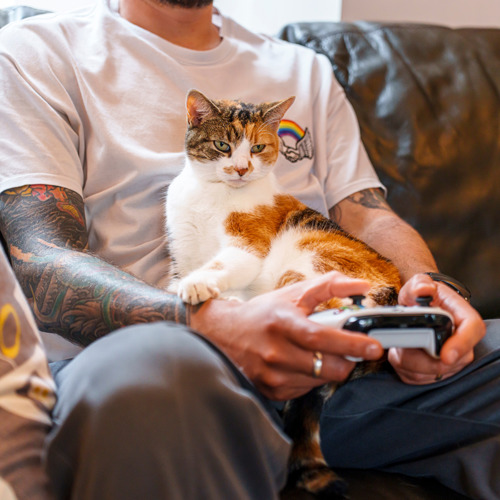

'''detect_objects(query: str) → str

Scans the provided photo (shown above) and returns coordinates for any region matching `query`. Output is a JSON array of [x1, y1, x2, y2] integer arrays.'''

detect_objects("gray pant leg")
[[46, 322, 291, 500], [321, 319, 500, 500]]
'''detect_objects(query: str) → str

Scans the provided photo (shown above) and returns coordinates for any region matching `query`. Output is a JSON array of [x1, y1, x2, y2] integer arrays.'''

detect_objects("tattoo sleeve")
[[0, 185, 189, 346]]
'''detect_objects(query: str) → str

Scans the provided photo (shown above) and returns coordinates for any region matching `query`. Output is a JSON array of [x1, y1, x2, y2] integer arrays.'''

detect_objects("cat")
[[165, 89, 401, 498]]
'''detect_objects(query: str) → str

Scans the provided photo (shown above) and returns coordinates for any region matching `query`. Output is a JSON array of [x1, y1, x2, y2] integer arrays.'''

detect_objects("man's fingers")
[[284, 315, 383, 361], [398, 273, 437, 306], [288, 271, 371, 313], [388, 346, 474, 385], [437, 287, 485, 365]]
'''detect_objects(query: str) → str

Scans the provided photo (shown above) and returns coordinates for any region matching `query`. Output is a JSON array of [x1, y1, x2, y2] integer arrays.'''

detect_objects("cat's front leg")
[[177, 270, 223, 304], [177, 247, 262, 305]]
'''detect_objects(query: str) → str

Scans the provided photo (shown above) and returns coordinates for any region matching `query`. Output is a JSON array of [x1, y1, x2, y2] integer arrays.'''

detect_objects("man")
[[0, 0, 496, 499]]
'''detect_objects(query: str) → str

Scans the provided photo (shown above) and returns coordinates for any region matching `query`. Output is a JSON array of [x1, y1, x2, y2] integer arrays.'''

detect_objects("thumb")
[[292, 271, 371, 314]]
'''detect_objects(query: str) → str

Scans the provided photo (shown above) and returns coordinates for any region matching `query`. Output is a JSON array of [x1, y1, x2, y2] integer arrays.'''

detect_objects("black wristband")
[[424, 272, 471, 302]]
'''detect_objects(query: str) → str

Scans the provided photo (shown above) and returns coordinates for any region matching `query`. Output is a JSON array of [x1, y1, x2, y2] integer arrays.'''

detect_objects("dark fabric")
[[280, 22, 500, 320], [321, 319, 500, 499]]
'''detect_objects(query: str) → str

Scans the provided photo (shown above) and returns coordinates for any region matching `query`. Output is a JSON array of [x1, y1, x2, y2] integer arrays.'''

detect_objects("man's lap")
[[48, 319, 500, 498], [321, 319, 500, 498]]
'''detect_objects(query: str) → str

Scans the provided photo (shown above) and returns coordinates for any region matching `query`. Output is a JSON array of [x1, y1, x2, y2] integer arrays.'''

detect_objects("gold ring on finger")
[[312, 351, 323, 378]]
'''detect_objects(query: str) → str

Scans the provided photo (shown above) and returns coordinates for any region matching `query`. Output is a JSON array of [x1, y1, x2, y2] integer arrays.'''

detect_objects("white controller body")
[[309, 304, 454, 361]]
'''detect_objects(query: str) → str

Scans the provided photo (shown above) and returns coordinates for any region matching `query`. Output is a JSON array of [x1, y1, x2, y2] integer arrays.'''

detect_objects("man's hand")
[[190, 271, 384, 401], [391, 274, 486, 385]]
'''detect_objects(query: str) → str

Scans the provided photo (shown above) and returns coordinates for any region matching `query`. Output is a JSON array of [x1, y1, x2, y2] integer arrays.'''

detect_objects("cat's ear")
[[186, 90, 221, 127], [262, 96, 295, 132]]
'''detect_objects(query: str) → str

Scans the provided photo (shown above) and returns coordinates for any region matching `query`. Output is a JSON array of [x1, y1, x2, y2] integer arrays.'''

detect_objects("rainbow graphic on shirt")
[[278, 120, 306, 142], [277, 119, 314, 163]]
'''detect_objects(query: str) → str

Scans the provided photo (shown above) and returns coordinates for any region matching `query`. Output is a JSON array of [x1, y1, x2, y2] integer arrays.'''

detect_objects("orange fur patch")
[[276, 270, 306, 289], [298, 230, 400, 301], [245, 122, 280, 165], [289, 415, 324, 465], [224, 194, 305, 258], [224, 193, 400, 305]]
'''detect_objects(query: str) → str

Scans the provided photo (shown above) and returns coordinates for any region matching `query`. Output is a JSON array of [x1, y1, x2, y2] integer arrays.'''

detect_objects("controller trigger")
[[350, 295, 365, 307], [416, 295, 433, 307]]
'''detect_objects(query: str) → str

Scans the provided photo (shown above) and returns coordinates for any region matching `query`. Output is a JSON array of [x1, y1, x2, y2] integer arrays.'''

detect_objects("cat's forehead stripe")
[[214, 99, 264, 127]]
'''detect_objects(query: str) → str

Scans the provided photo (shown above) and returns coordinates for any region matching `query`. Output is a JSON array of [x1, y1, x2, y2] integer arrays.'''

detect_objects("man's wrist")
[[188, 298, 239, 337], [424, 272, 471, 302]]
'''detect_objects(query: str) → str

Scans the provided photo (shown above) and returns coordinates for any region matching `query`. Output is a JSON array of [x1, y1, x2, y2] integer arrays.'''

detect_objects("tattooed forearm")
[[28, 248, 189, 345], [0, 185, 188, 346]]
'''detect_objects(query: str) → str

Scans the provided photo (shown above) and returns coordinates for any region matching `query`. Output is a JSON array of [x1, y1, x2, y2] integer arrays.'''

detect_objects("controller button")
[[416, 296, 433, 307], [350, 295, 365, 307]]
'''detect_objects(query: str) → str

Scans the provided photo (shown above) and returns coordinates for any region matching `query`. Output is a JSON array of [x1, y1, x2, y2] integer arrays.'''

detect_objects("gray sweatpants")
[[46, 320, 500, 500], [46, 323, 291, 500]]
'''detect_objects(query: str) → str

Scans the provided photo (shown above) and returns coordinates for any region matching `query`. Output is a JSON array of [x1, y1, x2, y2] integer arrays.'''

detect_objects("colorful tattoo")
[[0, 185, 188, 346]]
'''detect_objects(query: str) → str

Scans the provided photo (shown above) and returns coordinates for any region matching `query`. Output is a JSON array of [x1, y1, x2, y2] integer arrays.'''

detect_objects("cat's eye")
[[214, 141, 231, 153], [251, 144, 266, 154]]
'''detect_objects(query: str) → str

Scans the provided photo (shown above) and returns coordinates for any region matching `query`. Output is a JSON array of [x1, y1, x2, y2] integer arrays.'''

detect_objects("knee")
[[54, 322, 237, 431]]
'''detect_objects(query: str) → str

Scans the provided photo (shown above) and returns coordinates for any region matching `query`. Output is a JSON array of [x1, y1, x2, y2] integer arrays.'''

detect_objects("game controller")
[[308, 296, 454, 361]]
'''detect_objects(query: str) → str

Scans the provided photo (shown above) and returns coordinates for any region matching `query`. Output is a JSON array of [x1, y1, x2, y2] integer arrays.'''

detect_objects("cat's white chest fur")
[[166, 162, 277, 293], [166, 90, 296, 304]]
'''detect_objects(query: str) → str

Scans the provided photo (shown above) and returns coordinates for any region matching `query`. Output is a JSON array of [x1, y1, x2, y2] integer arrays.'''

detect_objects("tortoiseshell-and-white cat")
[[166, 90, 401, 498]]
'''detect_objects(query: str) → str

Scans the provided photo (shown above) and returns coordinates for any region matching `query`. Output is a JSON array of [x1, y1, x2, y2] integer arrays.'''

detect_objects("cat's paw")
[[177, 274, 221, 305]]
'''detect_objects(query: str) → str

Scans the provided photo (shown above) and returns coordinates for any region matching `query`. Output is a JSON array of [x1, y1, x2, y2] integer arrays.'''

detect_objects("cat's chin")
[[224, 178, 250, 188]]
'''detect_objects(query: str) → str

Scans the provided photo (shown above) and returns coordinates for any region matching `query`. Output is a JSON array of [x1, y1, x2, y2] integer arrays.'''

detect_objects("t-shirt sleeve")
[[316, 54, 385, 210], [0, 23, 84, 195]]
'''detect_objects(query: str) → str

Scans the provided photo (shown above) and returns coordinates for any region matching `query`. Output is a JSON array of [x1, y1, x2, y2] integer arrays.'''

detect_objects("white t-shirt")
[[0, 1, 383, 357]]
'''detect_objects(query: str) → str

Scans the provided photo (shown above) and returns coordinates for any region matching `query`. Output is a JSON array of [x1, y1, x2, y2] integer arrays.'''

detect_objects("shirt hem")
[[0, 175, 83, 198]]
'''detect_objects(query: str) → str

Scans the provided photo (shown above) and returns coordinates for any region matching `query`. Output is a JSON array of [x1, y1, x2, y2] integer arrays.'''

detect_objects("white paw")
[[177, 273, 221, 305]]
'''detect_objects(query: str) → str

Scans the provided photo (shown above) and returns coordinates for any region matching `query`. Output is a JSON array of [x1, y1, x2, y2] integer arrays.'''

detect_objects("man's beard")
[[155, 0, 213, 7]]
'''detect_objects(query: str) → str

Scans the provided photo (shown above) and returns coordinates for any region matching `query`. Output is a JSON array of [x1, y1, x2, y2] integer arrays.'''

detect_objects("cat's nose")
[[234, 167, 249, 177]]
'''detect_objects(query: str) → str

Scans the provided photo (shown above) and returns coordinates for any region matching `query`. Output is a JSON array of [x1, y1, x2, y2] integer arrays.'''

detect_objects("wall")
[[0, 0, 342, 34], [0, 0, 95, 10], [214, 0, 341, 35], [6, 0, 497, 31], [342, 0, 500, 27]]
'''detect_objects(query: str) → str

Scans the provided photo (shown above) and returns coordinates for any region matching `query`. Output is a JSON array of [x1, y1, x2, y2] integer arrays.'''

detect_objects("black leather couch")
[[1, 7, 496, 499], [280, 21, 500, 322]]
